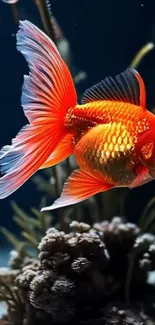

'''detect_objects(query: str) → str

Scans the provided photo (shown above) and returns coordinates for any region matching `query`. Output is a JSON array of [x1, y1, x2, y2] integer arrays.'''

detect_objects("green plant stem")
[[34, 0, 57, 43], [129, 42, 154, 69], [125, 251, 137, 306]]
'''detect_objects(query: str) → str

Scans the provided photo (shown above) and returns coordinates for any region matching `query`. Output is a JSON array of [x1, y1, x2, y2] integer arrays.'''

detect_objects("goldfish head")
[[136, 130, 155, 171]]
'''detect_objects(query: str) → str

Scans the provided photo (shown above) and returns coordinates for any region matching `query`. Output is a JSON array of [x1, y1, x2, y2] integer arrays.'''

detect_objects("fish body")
[[65, 102, 152, 186], [71, 106, 137, 186], [0, 20, 155, 211]]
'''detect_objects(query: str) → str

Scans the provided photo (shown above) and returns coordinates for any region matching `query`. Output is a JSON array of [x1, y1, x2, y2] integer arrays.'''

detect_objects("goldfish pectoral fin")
[[82, 68, 146, 108], [41, 169, 113, 211], [40, 134, 74, 169], [129, 165, 151, 189]]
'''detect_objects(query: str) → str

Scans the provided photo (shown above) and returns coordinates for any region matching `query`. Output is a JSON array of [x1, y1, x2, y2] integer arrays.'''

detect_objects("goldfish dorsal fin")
[[82, 68, 146, 108]]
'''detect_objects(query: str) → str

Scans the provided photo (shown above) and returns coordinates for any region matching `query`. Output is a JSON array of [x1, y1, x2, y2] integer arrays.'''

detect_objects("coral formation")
[[1, 219, 155, 325], [16, 222, 109, 324], [93, 217, 155, 296]]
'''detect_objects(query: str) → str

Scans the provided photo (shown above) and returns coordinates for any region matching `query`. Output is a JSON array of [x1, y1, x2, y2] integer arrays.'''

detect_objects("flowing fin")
[[129, 165, 151, 189], [40, 134, 74, 169], [0, 20, 77, 199], [1, 0, 18, 3], [17, 20, 77, 124], [0, 125, 64, 198], [82, 68, 146, 108], [41, 169, 113, 211]]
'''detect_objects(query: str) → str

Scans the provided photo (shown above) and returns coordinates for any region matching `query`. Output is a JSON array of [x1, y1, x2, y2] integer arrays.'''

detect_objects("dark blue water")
[[0, 0, 155, 253]]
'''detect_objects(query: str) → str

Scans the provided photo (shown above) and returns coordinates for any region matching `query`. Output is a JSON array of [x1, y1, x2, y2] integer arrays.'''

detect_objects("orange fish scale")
[[65, 101, 140, 133], [70, 101, 150, 185], [65, 100, 153, 186], [74, 119, 136, 185]]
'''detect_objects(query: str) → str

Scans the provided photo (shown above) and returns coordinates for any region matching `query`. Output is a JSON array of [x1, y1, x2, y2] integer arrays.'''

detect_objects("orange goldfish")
[[1, 20, 155, 212]]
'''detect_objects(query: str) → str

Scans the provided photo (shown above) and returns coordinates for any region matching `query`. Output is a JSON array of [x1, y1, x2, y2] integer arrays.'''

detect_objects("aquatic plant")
[[0, 268, 23, 325], [1, 200, 53, 262], [34, 0, 57, 43], [138, 196, 155, 233], [129, 42, 154, 69]]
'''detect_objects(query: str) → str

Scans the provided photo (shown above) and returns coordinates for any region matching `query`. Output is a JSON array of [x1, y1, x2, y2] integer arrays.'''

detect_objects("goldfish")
[[1, 20, 155, 212]]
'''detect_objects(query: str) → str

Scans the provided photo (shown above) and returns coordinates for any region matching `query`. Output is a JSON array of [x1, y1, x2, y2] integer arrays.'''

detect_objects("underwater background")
[[2, 1, 155, 324], [0, 0, 155, 236]]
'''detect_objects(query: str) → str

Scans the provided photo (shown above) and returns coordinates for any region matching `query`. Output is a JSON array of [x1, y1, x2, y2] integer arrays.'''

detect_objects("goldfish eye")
[[141, 141, 154, 160], [136, 130, 155, 168]]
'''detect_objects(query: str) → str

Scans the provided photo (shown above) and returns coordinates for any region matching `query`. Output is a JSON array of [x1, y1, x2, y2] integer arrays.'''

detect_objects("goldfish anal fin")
[[82, 68, 146, 108], [40, 134, 74, 169], [41, 169, 113, 211], [129, 165, 151, 189]]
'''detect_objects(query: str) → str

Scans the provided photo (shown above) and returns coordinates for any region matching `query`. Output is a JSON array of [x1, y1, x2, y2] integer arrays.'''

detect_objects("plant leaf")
[[31, 207, 52, 232], [21, 231, 39, 248], [139, 197, 155, 232], [1, 227, 22, 249]]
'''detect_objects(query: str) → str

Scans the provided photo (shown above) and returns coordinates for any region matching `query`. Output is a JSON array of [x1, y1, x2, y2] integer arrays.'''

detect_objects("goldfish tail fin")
[[0, 20, 77, 199]]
